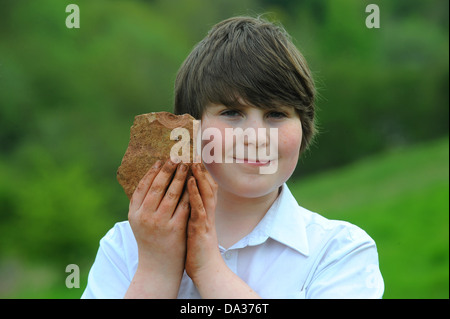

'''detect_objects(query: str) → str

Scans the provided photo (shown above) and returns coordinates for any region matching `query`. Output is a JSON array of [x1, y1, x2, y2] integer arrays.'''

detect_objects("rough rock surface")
[[117, 112, 197, 199]]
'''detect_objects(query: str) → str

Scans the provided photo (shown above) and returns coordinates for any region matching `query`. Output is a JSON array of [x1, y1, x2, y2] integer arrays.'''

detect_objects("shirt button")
[[224, 251, 233, 260]]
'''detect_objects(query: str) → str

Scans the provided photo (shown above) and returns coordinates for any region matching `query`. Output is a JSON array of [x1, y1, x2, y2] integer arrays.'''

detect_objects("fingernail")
[[153, 160, 162, 169], [170, 156, 181, 164], [179, 163, 187, 172]]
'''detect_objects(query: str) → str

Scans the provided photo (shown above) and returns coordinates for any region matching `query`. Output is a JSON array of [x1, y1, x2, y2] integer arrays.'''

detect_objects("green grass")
[[288, 137, 449, 299]]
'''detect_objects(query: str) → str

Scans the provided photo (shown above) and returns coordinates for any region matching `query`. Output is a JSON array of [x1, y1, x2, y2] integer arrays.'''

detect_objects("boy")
[[82, 16, 384, 299]]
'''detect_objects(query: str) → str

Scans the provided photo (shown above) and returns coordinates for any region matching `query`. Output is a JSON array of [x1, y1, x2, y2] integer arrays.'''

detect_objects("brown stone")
[[117, 112, 198, 199]]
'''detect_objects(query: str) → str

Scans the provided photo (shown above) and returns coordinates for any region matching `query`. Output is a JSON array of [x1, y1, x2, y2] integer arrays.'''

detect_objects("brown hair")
[[174, 16, 316, 153]]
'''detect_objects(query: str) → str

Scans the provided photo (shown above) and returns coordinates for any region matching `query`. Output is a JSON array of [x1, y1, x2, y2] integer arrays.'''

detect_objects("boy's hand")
[[126, 159, 190, 298], [185, 163, 223, 282], [185, 163, 261, 299]]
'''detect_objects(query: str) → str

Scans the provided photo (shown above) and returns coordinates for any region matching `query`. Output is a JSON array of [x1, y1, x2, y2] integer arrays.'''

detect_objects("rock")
[[117, 112, 198, 199]]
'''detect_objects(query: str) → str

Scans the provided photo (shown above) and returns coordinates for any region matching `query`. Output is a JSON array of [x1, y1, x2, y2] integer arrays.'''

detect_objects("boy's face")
[[200, 103, 302, 199]]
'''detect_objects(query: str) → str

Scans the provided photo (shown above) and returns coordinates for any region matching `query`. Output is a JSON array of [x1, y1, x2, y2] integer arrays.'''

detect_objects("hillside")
[[288, 137, 449, 298]]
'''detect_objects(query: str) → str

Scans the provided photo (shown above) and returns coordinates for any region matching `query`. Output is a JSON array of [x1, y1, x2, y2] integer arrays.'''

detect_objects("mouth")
[[233, 157, 272, 166]]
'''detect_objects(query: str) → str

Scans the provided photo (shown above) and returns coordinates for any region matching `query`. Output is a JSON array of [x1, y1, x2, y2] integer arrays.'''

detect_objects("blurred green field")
[[289, 137, 449, 299], [6, 137, 448, 299]]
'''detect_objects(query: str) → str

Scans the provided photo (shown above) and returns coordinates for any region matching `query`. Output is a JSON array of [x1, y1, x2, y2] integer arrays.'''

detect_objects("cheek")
[[201, 119, 226, 146], [278, 123, 302, 155], [200, 119, 229, 164], [277, 123, 302, 170]]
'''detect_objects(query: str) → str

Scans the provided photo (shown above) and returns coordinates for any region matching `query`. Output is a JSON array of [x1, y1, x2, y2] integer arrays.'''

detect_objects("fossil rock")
[[117, 112, 198, 199]]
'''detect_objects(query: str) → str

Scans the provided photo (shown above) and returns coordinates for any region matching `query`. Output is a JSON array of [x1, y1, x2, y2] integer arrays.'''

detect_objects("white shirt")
[[82, 183, 384, 299]]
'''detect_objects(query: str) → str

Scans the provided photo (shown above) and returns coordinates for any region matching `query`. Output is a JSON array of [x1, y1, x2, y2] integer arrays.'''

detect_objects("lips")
[[233, 158, 271, 166]]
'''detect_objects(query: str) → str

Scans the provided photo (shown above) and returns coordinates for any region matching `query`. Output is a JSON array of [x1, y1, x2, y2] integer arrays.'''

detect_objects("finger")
[[199, 162, 218, 200], [191, 163, 216, 211], [187, 176, 206, 222], [130, 160, 162, 212], [157, 163, 189, 217], [142, 158, 179, 212], [172, 189, 190, 222]]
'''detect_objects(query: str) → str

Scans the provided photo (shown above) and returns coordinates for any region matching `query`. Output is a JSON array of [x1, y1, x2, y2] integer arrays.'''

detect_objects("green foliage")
[[286, 0, 449, 176], [0, 143, 116, 265]]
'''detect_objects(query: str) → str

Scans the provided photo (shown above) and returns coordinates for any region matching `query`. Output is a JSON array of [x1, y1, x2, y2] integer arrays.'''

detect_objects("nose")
[[242, 116, 268, 148]]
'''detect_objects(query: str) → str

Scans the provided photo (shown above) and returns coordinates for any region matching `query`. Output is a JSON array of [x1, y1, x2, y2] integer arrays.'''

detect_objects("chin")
[[224, 174, 283, 198], [204, 162, 289, 198]]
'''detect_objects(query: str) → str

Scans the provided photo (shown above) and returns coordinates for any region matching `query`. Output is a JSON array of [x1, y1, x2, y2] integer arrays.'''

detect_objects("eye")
[[266, 111, 287, 119], [220, 109, 241, 117]]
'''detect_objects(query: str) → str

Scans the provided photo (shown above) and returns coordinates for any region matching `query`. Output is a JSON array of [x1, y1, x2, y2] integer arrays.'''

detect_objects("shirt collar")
[[231, 183, 310, 257]]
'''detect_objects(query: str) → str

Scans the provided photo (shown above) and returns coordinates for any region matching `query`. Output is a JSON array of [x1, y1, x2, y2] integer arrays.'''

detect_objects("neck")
[[215, 186, 281, 249]]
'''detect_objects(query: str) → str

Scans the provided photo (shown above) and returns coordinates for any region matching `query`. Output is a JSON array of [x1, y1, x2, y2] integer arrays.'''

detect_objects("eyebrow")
[[264, 105, 294, 112], [212, 102, 294, 114], [227, 104, 295, 114]]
